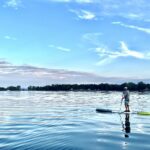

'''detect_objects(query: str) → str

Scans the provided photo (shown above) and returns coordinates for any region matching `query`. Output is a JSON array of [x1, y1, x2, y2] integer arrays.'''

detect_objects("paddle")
[[120, 98, 123, 112]]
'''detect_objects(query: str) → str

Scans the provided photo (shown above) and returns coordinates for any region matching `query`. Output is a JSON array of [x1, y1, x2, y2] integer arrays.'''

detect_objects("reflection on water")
[[0, 91, 149, 150], [124, 114, 131, 138], [120, 114, 131, 138]]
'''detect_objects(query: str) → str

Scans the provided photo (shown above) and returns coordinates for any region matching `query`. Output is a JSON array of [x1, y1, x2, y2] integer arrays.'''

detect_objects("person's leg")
[[125, 100, 130, 112], [125, 104, 128, 112], [127, 105, 130, 112]]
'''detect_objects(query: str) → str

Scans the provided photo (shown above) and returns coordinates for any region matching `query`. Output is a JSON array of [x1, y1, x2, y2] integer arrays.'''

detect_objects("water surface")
[[0, 91, 149, 150]]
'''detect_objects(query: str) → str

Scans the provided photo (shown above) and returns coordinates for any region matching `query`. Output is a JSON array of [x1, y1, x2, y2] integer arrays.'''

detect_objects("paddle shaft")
[[120, 99, 123, 112]]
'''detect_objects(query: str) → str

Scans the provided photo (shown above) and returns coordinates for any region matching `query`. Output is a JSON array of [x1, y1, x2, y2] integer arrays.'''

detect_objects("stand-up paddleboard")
[[96, 108, 112, 113], [137, 112, 150, 115], [96, 108, 150, 116], [119, 111, 136, 114]]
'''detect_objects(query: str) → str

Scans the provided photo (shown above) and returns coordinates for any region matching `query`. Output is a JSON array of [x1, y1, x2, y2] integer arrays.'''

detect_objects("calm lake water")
[[0, 91, 149, 150]]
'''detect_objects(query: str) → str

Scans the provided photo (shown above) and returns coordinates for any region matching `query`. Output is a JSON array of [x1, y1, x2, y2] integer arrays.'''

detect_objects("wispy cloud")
[[112, 22, 150, 34], [48, 45, 71, 52], [97, 0, 150, 21], [6, 0, 149, 21], [82, 32, 102, 45], [120, 41, 146, 59], [70, 0, 150, 21], [70, 9, 96, 20], [4, 0, 22, 9], [75, 0, 92, 3], [96, 41, 150, 65], [0, 59, 149, 86], [82, 32, 150, 65], [0, 60, 115, 85], [0, 60, 85, 78], [45, 0, 92, 3], [4, 35, 17, 41]]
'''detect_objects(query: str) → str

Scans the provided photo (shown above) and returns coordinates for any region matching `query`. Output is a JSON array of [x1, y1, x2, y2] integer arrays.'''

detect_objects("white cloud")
[[5, 0, 149, 21], [4, 0, 22, 9], [82, 32, 147, 65], [83, 32, 102, 40], [46, 0, 92, 3], [48, 44, 71, 52], [96, 41, 150, 65], [70, 9, 96, 20], [126, 13, 143, 20], [82, 32, 102, 45], [8, 0, 149, 21], [120, 41, 145, 59], [56, 46, 71, 52], [97, 0, 150, 21], [76, 0, 92, 3], [4, 35, 17, 41], [70, 0, 150, 21], [112, 22, 150, 34], [47, 0, 70, 2]]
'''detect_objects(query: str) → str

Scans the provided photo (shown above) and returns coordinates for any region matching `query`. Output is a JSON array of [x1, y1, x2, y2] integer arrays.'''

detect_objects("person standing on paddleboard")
[[122, 87, 130, 112]]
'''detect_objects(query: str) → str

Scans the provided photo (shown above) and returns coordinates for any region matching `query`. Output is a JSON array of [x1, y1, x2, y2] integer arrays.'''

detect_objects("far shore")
[[0, 82, 150, 92]]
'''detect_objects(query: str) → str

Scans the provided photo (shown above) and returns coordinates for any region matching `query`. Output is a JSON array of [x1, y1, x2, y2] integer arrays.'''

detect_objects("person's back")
[[123, 90, 130, 101], [122, 87, 130, 112]]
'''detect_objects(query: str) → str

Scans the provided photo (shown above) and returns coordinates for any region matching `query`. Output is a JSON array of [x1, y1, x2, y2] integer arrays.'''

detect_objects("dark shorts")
[[125, 100, 129, 106]]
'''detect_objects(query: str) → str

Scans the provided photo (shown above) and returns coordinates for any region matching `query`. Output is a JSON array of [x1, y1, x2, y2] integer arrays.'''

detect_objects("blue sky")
[[0, 0, 150, 86]]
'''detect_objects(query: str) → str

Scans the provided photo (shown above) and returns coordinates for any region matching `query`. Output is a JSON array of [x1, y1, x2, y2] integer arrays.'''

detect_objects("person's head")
[[124, 87, 128, 90]]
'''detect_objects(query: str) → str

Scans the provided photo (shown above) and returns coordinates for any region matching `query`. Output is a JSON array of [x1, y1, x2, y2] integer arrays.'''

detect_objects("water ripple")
[[0, 91, 149, 150]]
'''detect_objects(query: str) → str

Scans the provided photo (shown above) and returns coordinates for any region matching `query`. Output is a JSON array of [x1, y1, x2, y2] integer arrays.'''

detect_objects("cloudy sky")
[[0, 0, 150, 86]]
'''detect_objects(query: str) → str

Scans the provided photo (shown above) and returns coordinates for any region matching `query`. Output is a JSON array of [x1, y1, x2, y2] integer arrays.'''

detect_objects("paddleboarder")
[[122, 87, 130, 112]]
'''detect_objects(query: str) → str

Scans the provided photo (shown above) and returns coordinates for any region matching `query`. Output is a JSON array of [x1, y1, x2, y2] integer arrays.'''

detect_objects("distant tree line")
[[28, 82, 150, 92], [0, 82, 150, 91], [0, 86, 21, 91]]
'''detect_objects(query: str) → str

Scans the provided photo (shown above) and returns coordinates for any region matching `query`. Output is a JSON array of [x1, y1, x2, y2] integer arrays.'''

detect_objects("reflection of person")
[[122, 87, 130, 112], [123, 114, 131, 138]]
